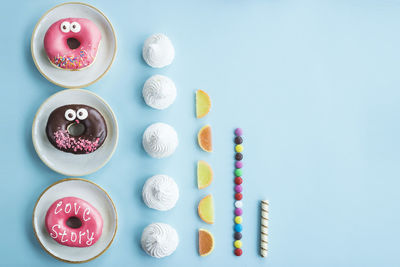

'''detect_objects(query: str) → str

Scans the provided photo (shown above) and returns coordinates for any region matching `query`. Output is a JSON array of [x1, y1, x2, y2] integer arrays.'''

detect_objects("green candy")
[[235, 168, 242, 176]]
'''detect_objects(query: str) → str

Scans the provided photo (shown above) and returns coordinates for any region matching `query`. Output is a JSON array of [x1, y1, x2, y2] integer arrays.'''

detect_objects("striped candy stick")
[[260, 200, 269, 257]]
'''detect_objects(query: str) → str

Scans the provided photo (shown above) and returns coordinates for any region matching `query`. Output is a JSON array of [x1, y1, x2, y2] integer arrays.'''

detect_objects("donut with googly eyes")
[[44, 18, 101, 70], [46, 104, 107, 154]]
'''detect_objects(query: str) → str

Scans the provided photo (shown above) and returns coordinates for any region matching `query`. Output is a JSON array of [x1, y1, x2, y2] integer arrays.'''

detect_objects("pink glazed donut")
[[44, 18, 101, 70], [45, 197, 103, 247]]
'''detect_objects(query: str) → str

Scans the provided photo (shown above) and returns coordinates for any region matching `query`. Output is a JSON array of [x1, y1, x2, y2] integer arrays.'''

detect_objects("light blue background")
[[1, 0, 400, 266]]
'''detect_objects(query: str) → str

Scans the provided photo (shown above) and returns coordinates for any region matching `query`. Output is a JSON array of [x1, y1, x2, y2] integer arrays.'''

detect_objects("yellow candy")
[[234, 240, 242, 248], [235, 145, 243, 153], [234, 216, 242, 224], [196, 90, 211, 118], [197, 160, 213, 189], [198, 194, 214, 224]]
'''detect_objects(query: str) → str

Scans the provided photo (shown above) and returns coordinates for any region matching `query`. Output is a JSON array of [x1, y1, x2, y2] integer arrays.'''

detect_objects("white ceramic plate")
[[33, 178, 117, 263], [32, 89, 118, 176], [31, 2, 117, 88]]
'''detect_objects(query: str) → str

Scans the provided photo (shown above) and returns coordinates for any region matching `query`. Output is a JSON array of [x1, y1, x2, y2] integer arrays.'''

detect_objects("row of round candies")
[[234, 128, 243, 256]]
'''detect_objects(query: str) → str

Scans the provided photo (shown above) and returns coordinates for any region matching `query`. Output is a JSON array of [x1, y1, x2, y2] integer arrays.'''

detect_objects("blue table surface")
[[1, 0, 400, 266]]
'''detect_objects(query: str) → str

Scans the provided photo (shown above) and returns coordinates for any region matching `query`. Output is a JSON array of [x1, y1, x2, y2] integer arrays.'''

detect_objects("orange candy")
[[198, 229, 214, 256], [198, 125, 212, 152]]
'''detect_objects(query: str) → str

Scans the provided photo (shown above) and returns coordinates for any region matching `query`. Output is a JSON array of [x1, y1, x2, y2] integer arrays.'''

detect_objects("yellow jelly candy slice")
[[198, 194, 214, 224], [196, 90, 211, 118], [197, 160, 213, 189]]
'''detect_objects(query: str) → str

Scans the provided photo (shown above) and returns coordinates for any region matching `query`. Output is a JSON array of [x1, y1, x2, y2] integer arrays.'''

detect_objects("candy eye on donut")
[[64, 109, 76, 121], [60, 21, 71, 33], [76, 108, 88, 120], [70, 22, 81, 33]]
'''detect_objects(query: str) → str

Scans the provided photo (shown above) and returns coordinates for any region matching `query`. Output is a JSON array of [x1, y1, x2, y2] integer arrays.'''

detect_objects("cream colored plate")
[[33, 178, 117, 263], [32, 89, 118, 176], [31, 2, 117, 88]]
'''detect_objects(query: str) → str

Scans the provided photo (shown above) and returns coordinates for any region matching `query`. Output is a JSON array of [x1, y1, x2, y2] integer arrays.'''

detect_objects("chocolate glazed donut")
[[46, 104, 107, 154]]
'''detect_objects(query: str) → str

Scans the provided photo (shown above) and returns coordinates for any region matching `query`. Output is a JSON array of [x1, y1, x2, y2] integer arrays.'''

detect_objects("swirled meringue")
[[142, 34, 175, 68], [142, 175, 179, 211], [141, 223, 179, 258], [142, 75, 177, 110], [142, 123, 178, 158]]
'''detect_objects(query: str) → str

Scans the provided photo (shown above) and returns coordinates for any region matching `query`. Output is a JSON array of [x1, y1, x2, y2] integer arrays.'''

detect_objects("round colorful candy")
[[234, 216, 242, 224], [234, 223, 242, 232], [234, 127, 244, 256], [234, 208, 243, 216], [234, 136, 243, 144], [234, 248, 243, 256], [234, 185, 242, 193], [235, 161, 243, 169], [234, 177, 243, 185], [234, 128, 243, 136], [235, 153, 243, 161], [234, 169, 242, 176], [235, 193, 243, 200], [234, 201, 243, 209], [234, 232, 242, 240], [234, 240, 242, 248], [235, 144, 243, 153]]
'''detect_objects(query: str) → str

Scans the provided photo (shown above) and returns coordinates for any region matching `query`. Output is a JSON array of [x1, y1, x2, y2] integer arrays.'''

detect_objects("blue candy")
[[234, 224, 243, 232]]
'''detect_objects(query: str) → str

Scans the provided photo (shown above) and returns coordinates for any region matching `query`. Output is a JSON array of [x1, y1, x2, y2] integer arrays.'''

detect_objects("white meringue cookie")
[[141, 223, 179, 258], [142, 123, 178, 158], [142, 75, 177, 110], [142, 34, 175, 68], [142, 175, 179, 211]]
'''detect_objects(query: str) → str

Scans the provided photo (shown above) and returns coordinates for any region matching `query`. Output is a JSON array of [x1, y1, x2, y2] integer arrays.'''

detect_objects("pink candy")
[[235, 185, 242, 193], [234, 208, 243, 216], [235, 161, 243, 168], [234, 128, 243, 136]]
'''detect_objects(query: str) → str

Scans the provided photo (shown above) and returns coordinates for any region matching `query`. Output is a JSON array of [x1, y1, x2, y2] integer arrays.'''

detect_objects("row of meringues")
[[140, 51, 214, 257]]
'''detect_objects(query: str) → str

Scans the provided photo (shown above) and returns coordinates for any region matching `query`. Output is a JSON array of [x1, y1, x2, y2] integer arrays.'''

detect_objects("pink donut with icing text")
[[44, 18, 101, 70], [45, 197, 103, 247]]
